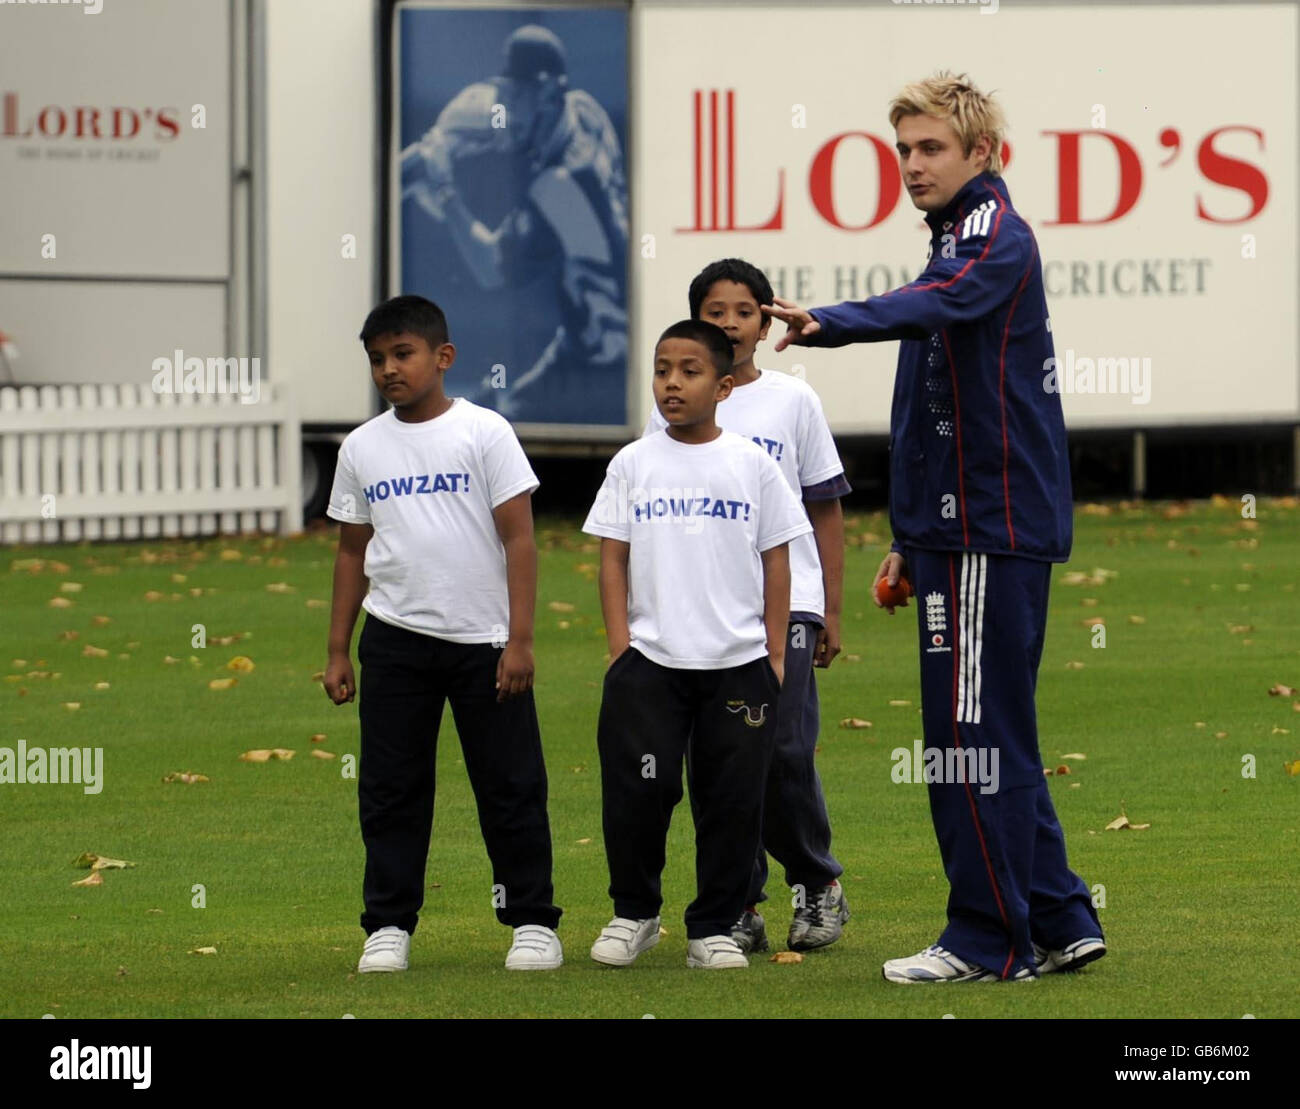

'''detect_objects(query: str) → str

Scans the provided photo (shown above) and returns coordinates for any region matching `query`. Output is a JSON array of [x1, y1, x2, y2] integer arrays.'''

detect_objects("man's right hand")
[[872, 552, 910, 615], [324, 653, 356, 705], [762, 296, 823, 352]]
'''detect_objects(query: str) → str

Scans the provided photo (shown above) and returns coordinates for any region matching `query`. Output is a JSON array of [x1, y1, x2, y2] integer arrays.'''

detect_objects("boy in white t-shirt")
[[323, 295, 562, 973], [644, 259, 852, 954], [582, 319, 812, 969]]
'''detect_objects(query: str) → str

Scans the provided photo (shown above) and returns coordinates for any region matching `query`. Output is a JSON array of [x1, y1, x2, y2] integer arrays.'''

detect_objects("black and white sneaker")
[[788, 881, 850, 951], [731, 908, 769, 954], [1033, 937, 1107, 974]]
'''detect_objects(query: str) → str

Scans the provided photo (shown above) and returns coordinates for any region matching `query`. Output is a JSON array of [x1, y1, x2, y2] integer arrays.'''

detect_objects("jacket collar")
[[924, 171, 1010, 234]]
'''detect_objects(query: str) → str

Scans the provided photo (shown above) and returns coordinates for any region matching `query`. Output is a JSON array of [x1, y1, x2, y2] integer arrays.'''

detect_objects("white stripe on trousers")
[[956, 553, 986, 724]]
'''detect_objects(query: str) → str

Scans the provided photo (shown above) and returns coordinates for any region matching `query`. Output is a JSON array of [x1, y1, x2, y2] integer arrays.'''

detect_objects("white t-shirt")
[[582, 429, 812, 670], [326, 399, 538, 643], [644, 369, 843, 617]]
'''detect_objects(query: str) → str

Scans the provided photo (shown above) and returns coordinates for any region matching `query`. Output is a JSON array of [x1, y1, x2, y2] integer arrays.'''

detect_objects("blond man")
[[766, 73, 1105, 983]]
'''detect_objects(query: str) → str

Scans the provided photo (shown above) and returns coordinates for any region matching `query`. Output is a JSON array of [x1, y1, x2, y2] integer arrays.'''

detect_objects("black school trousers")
[[597, 647, 780, 939], [357, 614, 561, 935]]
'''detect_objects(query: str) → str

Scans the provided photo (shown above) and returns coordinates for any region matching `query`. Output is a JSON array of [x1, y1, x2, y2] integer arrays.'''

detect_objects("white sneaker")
[[687, 934, 749, 969], [590, 916, 660, 966], [1033, 937, 1106, 974], [505, 924, 563, 970], [882, 943, 1034, 983], [357, 926, 409, 973]]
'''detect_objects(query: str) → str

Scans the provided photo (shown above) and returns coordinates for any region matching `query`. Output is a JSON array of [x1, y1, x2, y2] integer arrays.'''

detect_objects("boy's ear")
[[758, 311, 772, 339], [436, 342, 456, 369], [715, 372, 735, 402]]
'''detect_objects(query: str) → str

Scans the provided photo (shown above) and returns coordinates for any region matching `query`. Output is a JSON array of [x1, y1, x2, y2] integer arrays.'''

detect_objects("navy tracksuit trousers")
[[905, 548, 1102, 978]]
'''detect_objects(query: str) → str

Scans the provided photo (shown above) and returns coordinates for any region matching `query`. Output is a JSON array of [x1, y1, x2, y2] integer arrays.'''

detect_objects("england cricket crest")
[[924, 590, 951, 654]]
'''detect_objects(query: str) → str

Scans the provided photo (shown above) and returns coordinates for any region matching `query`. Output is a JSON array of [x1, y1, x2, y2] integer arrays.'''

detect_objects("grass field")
[[2, 498, 1298, 1019]]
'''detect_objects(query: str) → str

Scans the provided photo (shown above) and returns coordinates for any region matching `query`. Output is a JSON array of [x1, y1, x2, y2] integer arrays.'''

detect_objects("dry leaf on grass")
[[1284, 760, 1300, 777], [162, 772, 209, 784], [71, 872, 103, 888], [310, 733, 327, 743], [575, 837, 592, 845], [1268, 684, 1296, 697], [82, 645, 108, 658], [839, 718, 873, 729], [264, 582, 296, 594], [92, 615, 111, 626], [48, 597, 74, 609], [72, 853, 135, 870], [1054, 765, 1072, 776], [1104, 807, 1151, 832], [188, 946, 217, 956], [770, 951, 804, 965], [1065, 661, 1086, 670], [226, 656, 255, 673], [1060, 753, 1087, 761], [888, 699, 912, 707], [547, 601, 575, 613], [310, 750, 335, 760], [208, 678, 238, 691]]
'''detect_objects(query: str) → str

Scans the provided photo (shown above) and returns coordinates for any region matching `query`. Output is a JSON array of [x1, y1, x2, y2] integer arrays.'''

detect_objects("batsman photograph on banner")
[[395, 4, 630, 430]]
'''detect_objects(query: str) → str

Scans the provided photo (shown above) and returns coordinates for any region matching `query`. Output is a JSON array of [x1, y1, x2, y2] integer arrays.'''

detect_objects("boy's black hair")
[[687, 258, 775, 320], [656, 319, 734, 377], [359, 295, 449, 349]]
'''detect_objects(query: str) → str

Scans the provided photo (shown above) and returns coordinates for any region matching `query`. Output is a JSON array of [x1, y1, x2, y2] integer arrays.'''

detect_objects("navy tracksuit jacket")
[[808, 171, 1101, 977]]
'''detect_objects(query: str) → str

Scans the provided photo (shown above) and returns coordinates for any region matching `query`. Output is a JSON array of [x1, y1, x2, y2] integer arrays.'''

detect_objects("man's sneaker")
[[788, 881, 850, 951], [1033, 937, 1106, 974], [590, 916, 660, 967], [731, 907, 769, 954], [357, 926, 409, 973], [505, 925, 563, 970], [882, 944, 1035, 984], [687, 934, 749, 969]]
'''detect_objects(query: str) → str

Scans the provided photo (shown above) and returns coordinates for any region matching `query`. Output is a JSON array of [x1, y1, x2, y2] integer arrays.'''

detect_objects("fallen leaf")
[[1065, 661, 1085, 670], [93, 681, 110, 691], [547, 601, 575, 613], [305, 599, 327, 609], [1043, 768, 1054, 776], [71, 872, 103, 888], [82, 644, 108, 658], [310, 671, 325, 682], [1229, 624, 1253, 635], [170, 573, 187, 584], [1285, 760, 1300, 776], [1070, 782, 1081, 789], [271, 748, 295, 760], [1194, 722, 1206, 728], [576, 837, 592, 845], [839, 718, 873, 729], [888, 699, 911, 707], [1054, 764, 1072, 776], [310, 749, 335, 760], [219, 549, 243, 561], [208, 677, 238, 691], [1268, 684, 1296, 697], [1215, 731, 1228, 739], [1272, 727, 1290, 735], [62, 702, 81, 711], [210, 634, 243, 647], [310, 733, 327, 743], [163, 655, 180, 665], [226, 656, 255, 673], [143, 590, 163, 602], [239, 749, 272, 762], [1128, 615, 1146, 625], [264, 582, 296, 594], [58, 630, 79, 642], [1104, 807, 1151, 832], [92, 615, 111, 626], [557, 620, 571, 630], [1080, 597, 1099, 607], [48, 597, 74, 609], [770, 951, 804, 964], [147, 908, 163, 914], [162, 771, 209, 784], [188, 946, 217, 956], [1081, 617, 1106, 628], [845, 654, 861, 662], [1060, 753, 1087, 761], [59, 582, 83, 593]]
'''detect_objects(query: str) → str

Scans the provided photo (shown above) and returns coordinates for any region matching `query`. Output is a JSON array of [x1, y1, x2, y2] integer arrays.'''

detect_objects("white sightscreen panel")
[[634, 3, 1297, 432], [0, 0, 232, 279], [0, 280, 226, 386]]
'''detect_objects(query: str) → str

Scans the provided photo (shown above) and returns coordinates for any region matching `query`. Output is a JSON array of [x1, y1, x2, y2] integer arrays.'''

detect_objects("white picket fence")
[[0, 384, 302, 544]]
